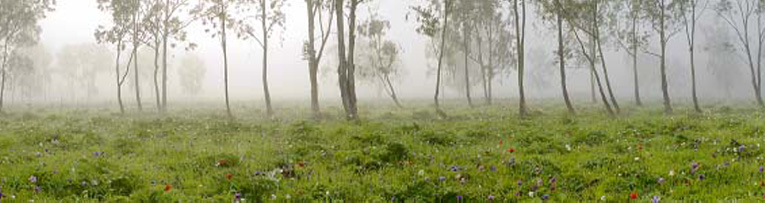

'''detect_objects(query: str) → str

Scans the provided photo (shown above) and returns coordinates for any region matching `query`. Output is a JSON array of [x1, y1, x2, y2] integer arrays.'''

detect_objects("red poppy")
[[164, 184, 172, 191], [226, 173, 233, 180], [630, 191, 638, 199], [508, 148, 515, 153], [637, 145, 643, 151]]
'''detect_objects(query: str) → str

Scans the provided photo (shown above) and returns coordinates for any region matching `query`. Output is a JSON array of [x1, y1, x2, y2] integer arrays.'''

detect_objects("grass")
[[0, 101, 764, 201]]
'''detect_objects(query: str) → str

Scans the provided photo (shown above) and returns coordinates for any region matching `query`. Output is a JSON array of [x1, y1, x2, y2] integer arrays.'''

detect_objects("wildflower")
[[271, 194, 277, 199], [226, 173, 233, 180], [418, 170, 425, 176], [699, 174, 705, 180], [517, 180, 522, 186], [652, 196, 660, 203], [528, 191, 535, 197], [549, 176, 557, 184], [81, 181, 88, 187], [490, 165, 497, 172], [542, 195, 549, 200], [657, 177, 665, 184], [34, 186, 41, 193], [450, 165, 460, 172], [630, 191, 638, 199], [488, 195, 495, 200], [638, 145, 643, 151], [499, 139, 503, 146], [739, 145, 746, 153], [439, 176, 446, 182], [515, 191, 522, 197], [565, 144, 572, 151], [508, 148, 515, 153], [0, 187, 4, 199], [457, 195, 463, 200], [93, 152, 104, 157], [391, 196, 395, 202], [164, 184, 172, 191], [600, 195, 606, 201], [235, 192, 242, 199], [669, 170, 675, 177], [29, 176, 37, 183], [634, 157, 640, 161], [760, 166, 764, 173]]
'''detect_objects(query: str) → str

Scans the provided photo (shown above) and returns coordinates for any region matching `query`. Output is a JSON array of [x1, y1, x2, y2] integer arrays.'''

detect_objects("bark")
[[659, 0, 673, 114], [221, 11, 232, 118], [463, 20, 473, 107], [593, 2, 619, 113], [115, 41, 125, 114], [384, 74, 402, 108], [572, 22, 614, 116], [514, 0, 527, 117], [153, 42, 161, 112], [557, 1, 574, 114], [133, 12, 143, 111], [684, 0, 701, 113], [261, 0, 273, 117], [335, 0, 352, 119], [161, 0, 170, 112], [347, 0, 359, 119], [0, 40, 8, 113], [631, 8, 642, 106], [434, 0, 450, 118]]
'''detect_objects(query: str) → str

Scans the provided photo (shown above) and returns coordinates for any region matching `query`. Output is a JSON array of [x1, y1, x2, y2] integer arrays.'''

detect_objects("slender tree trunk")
[[434, 0, 449, 118], [659, 1, 672, 114], [384, 74, 402, 108], [514, 0, 527, 117], [261, 0, 273, 117], [133, 13, 143, 112], [572, 24, 613, 116], [115, 41, 125, 114], [463, 21, 473, 107], [593, 3, 619, 113], [590, 69, 596, 103], [306, 0, 321, 118], [631, 9, 642, 106], [335, 0, 351, 119], [686, 2, 701, 113], [758, 10, 764, 107], [347, 0, 359, 119], [153, 43, 162, 112], [0, 40, 10, 113], [161, 34, 168, 112], [221, 12, 232, 118], [557, 1, 574, 114]]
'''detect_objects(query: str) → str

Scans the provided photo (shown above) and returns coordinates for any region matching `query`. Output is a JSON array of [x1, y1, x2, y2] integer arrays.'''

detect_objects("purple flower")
[[457, 195, 463, 200], [439, 176, 446, 182], [81, 181, 88, 187], [29, 176, 37, 183], [517, 180, 522, 186], [652, 195, 660, 203], [760, 166, 764, 173], [490, 165, 497, 172], [542, 195, 549, 200], [390, 196, 395, 202], [235, 192, 242, 199], [450, 166, 460, 172], [549, 176, 557, 184], [0, 187, 4, 198], [698, 174, 705, 180], [515, 191, 522, 197], [657, 177, 665, 184], [738, 145, 746, 153], [93, 152, 104, 157], [34, 186, 41, 193], [488, 195, 495, 200]]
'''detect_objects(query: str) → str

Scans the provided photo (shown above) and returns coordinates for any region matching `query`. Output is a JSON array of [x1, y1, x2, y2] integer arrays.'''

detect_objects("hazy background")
[[5, 0, 752, 109]]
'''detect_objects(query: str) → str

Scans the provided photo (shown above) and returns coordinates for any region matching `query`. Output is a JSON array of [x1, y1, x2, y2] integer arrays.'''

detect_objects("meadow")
[[1, 101, 764, 201]]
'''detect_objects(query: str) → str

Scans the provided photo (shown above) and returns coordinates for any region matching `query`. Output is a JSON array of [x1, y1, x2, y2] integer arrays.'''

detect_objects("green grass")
[[1, 102, 764, 201]]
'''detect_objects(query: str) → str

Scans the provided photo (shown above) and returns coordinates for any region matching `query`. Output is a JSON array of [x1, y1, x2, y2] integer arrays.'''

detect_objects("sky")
[[19, 0, 761, 107]]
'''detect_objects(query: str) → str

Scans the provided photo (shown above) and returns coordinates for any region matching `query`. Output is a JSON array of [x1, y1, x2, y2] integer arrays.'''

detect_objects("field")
[[1, 101, 765, 201]]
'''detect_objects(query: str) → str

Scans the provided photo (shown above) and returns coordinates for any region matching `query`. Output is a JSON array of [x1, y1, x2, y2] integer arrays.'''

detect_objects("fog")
[[2, 0, 760, 110]]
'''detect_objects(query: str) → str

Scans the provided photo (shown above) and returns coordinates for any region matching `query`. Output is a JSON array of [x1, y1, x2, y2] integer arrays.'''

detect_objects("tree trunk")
[[115, 41, 125, 114], [631, 11, 642, 106], [221, 12, 232, 118], [514, 0, 527, 117], [593, 2, 619, 113], [347, 0, 359, 119], [306, 0, 321, 118], [572, 23, 613, 116], [433, 0, 449, 118], [557, 1, 574, 114], [335, 0, 351, 119], [590, 69, 596, 103], [153, 43, 162, 112], [687, 3, 701, 113], [133, 13, 143, 112], [384, 74, 402, 108], [161, 0, 170, 112], [0, 39, 10, 113], [659, 1, 672, 114], [463, 21, 473, 107], [261, 0, 273, 117]]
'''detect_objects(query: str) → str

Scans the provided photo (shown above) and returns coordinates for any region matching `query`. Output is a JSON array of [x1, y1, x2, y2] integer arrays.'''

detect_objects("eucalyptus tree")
[[303, 0, 334, 118], [0, 0, 54, 112], [177, 54, 206, 96], [155, 0, 196, 112], [613, 0, 649, 106], [538, 0, 576, 114], [56, 44, 113, 101], [511, 0, 529, 117], [564, 0, 615, 116], [470, 0, 513, 105], [357, 15, 403, 107], [235, 0, 286, 117], [96, 0, 135, 113], [193, 0, 238, 118], [715, 0, 765, 107], [411, 0, 451, 118], [679, 0, 709, 113], [642, 0, 683, 114], [334, 0, 369, 120]]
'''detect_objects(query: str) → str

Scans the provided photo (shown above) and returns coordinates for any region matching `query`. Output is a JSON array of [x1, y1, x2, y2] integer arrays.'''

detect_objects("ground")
[[0, 101, 764, 201]]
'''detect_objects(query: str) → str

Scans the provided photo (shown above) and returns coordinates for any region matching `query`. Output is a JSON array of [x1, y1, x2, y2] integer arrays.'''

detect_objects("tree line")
[[0, 0, 763, 120]]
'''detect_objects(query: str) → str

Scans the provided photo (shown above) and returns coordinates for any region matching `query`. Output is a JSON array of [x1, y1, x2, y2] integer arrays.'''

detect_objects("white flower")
[[565, 144, 572, 151], [286, 195, 291, 199], [601, 196, 606, 201], [418, 170, 425, 176], [271, 194, 277, 199], [669, 170, 675, 176], [528, 192, 535, 197], [634, 157, 640, 161]]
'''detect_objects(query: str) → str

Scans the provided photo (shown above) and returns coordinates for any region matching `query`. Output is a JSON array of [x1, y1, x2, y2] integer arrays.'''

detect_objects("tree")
[[357, 15, 404, 107], [194, 0, 238, 118], [177, 54, 206, 96], [56, 44, 113, 101], [236, 0, 286, 117], [679, 0, 709, 113], [0, 0, 54, 112], [469, 0, 513, 105], [512, 0, 529, 117], [538, 0, 576, 114], [303, 0, 334, 118], [412, 0, 451, 118], [334, 0, 367, 120], [715, 0, 765, 107], [96, 0, 137, 114], [614, 0, 649, 106]]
